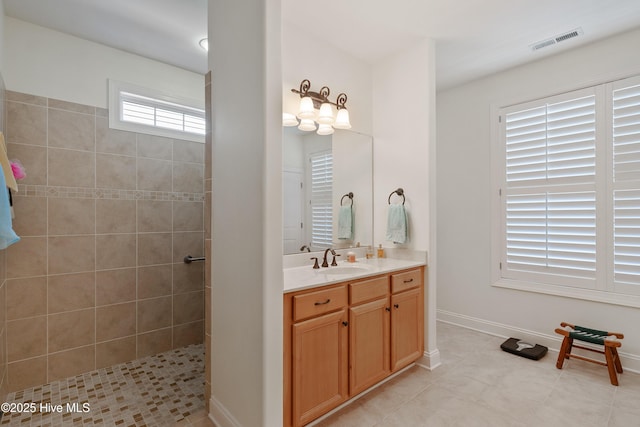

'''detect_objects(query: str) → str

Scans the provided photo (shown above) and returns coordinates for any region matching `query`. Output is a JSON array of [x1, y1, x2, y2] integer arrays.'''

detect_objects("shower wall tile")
[[4, 91, 204, 390], [173, 201, 203, 231], [96, 153, 137, 189], [173, 162, 204, 193], [5, 101, 47, 145], [6, 91, 46, 106], [137, 158, 173, 191], [48, 98, 95, 115], [48, 198, 95, 235], [96, 199, 136, 234], [6, 143, 47, 185], [96, 268, 136, 306], [137, 233, 172, 266], [48, 148, 95, 188], [138, 296, 172, 332], [174, 140, 204, 164], [173, 262, 204, 294], [96, 302, 136, 342], [137, 200, 172, 232], [96, 234, 136, 270], [7, 356, 47, 391], [48, 309, 95, 353], [6, 237, 47, 279], [48, 235, 95, 274], [11, 196, 47, 236], [137, 328, 172, 358], [173, 321, 203, 348], [137, 134, 173, 160], [173, 231, 204, 263], [47, 345, 95, 383], [6, 316, 47, 361], [47, 272, 95, 314], [138, 265, 172, 299], [96, 116, 136, 156], [47, 108, 95, 151], [96, 336, 136, 369], [173, 291, 204, 325], [6, 277, 47, 320]]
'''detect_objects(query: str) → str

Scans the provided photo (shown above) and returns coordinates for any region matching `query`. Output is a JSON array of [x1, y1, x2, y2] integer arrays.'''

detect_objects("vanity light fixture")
[[283, 79, 351, 134]]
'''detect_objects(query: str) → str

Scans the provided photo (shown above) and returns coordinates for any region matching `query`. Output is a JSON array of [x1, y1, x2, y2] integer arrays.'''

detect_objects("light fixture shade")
[[317, 103, 334, 124], [317, 124, 334, 135], [298, 118, 316, 132], [282, 113, 298, 127], [297, 97, 315, 119], [333, 108, 351, 129]]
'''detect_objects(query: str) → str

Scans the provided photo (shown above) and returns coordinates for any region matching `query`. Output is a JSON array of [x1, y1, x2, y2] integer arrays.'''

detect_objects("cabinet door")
[[292, 309, 348, 427], [391, 288, 423, 372], [349, 297, 390, 396]]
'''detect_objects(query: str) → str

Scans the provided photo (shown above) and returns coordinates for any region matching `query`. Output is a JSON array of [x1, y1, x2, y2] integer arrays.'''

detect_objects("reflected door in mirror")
[[284, 169, 305, 253]]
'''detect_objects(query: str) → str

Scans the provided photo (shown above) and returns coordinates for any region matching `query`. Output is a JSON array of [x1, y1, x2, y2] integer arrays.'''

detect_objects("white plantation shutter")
[[612, 77, 640, 288], [121, 92, 206, 135], [502, 89, 598, 286], [310, 151, 333, 249]]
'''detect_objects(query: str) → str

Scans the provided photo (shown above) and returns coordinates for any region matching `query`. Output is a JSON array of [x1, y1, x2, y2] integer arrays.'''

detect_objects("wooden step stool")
[[555, 322, 624, 386]]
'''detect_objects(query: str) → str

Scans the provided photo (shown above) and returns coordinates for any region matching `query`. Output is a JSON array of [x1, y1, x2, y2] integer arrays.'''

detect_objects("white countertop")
[[283, 257, 426, 293]]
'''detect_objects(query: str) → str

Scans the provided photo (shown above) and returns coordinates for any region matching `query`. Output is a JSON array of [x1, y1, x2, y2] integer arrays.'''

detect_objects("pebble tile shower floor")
[[1, 344, 205, 426]]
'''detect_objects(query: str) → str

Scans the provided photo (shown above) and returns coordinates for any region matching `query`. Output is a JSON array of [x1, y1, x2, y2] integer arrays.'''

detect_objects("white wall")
[[0, 0, 5, 72], [372, 40, 434, 252], [3, 17, 203, 108], [437, 28, 640, 367], [372, 39, 438, 366], [208, 0, 282, 426]]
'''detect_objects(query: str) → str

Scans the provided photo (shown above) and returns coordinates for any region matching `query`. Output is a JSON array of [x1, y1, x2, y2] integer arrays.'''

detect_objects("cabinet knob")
[[394, 304, 399, 309], [342, 321, 349, 327], [385, 307, 391, 312]]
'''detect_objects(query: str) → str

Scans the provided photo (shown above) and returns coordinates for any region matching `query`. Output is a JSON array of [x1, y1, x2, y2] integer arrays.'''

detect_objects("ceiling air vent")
[[530, 27, 584, 51]]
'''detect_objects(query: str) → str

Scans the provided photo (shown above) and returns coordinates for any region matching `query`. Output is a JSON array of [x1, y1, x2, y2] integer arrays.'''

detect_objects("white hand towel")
[[337, 205, 353, 240], [386, 204, 407, 244]]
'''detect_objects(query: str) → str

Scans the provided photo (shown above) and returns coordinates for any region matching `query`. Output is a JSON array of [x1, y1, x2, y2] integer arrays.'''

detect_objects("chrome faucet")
[[322, 248, 336, 267]]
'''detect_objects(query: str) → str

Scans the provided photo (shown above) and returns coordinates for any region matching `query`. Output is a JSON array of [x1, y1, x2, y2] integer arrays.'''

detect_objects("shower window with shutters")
[[497, 75, 640, 301], [309, 150, 333, 250]]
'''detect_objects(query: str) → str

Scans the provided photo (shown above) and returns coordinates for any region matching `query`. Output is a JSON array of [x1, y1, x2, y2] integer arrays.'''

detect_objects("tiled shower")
[[1, 89, 205, 394]]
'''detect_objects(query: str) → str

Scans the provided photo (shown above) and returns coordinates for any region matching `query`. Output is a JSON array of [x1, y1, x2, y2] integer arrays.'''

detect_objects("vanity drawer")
[[391, 269, 422, 294], [350, 276, 389, 305], [293, 285, 348, 322]]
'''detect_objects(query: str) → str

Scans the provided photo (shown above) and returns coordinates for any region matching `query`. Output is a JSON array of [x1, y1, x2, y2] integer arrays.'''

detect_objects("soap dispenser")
[[377, 244, 385, 258]]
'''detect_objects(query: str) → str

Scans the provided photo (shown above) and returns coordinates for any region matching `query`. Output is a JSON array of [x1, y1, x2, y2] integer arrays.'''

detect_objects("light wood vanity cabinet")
[[284, 267, 425, 427]]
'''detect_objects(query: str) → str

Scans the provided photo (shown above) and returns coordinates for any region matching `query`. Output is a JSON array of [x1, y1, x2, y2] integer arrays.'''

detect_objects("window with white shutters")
[[497, 76, 640, 301], [612, 76, 640, 293], [502, 89, 598, 288], [309, 151, 333, 250], [108, 79, 205, 143]]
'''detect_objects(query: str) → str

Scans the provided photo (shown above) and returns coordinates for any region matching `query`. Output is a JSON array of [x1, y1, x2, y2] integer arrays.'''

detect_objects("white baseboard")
[[417, 348, 442, 371], [436, 309, 640, 374], [209, 395, 242, 427]]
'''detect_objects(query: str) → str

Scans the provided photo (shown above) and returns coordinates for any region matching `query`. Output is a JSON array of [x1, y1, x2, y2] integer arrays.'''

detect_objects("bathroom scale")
[[500, 338, 547, 360]]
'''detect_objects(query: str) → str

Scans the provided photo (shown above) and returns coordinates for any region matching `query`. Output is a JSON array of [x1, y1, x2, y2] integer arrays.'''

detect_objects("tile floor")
[[313, 321, 640, 427], [4, 322, 639, 426], [1, 344, 209, 427]]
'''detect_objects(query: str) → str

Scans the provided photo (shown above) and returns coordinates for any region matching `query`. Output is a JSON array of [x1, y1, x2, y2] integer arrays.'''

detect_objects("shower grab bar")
[[184, 255, 206, 264]]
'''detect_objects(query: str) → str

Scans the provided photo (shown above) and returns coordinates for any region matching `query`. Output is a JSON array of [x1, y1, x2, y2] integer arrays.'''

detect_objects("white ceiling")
[[4, 0, 640, 90]]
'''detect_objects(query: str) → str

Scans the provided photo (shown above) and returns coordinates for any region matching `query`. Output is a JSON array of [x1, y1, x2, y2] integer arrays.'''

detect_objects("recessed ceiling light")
[[199, 38, 208, 52]]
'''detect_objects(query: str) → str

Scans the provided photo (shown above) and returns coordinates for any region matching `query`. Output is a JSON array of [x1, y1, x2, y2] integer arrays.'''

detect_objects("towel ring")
[[388, 188, 405, 205], [341, 192, 354, 206]]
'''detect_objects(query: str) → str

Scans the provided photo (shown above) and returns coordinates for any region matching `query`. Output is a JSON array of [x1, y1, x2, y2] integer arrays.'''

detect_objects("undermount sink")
[[320, 265, 371, 275]]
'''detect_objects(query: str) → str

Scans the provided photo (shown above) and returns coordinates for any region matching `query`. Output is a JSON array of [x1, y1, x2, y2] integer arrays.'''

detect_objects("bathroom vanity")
[[283, 259, 425, 427]]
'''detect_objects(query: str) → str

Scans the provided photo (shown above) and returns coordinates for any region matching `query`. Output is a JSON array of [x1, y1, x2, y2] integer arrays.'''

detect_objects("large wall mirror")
[[283, 127, 373, 255]]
